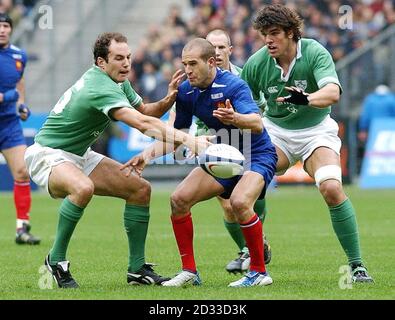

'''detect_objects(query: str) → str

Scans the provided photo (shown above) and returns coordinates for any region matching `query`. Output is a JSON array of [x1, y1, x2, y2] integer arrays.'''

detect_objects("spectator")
[[358, 84, 395, 144]]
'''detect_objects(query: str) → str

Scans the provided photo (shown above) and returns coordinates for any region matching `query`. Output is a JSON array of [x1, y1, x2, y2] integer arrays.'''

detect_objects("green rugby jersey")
[[35, 66, 142, 156], [241, 38, 341, 129]]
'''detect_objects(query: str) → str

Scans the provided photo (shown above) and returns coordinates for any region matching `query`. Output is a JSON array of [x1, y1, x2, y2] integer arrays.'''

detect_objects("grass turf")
[[0, 185, 393, 300]]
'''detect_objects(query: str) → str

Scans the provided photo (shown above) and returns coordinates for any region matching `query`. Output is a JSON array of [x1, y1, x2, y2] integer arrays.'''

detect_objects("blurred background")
[[2, 0, 395, 189]]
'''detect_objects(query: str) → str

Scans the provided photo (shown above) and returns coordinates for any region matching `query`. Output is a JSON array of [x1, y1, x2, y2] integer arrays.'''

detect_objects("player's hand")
[[186, 135, 215, 156], [120, 153, 149, 178], [18, 104, 31, 121], [213, 99, 236, 125], [276, 86, 310, 105], [167, 69, 186, 101]]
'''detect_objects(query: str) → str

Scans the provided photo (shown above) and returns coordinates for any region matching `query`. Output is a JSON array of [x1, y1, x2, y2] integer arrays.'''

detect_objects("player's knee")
[[72, 180, 95, 203], [128, 179, 151, 204], [170, 191, 190, 214], [14, 166, 30, 181], [230, 197, 250, 219], [319, 180, 345, 206]]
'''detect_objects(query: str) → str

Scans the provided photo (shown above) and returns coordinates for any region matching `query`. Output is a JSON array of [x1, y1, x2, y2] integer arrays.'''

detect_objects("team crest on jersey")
[[268, 86, 278, 94], [286, 106, 298, 114], [15, 60, 23, 71], [294, 80, 307, 91], [215, 101, 226, 108]]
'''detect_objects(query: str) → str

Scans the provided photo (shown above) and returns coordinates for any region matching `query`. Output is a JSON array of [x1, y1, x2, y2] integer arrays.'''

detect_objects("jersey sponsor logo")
[[186, 90, 194, 95], [286, 106, 298, 114], [294, 80, 307, 91], [211, 92, 224, 99], [212, 82, 227, 88], [268, 86, 278, 94], [12, 54, 23, 60], [15, 60, 23, 71]]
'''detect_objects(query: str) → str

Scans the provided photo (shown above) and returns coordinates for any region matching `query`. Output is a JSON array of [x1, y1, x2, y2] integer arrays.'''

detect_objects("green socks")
[[224, 220, 246, 251], [224, 199, 267, 251], [329, 199, 362, 265], [254, 199, 267, 223], [50, 198, 85, 265], [124, 204, 150, 273]]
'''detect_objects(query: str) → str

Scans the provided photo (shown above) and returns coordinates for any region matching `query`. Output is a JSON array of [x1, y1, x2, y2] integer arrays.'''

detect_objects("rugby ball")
[[198, 144, 245, 179]]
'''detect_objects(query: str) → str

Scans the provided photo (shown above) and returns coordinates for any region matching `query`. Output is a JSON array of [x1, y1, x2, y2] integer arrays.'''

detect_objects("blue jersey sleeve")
[[231, 81, 260, 115], [174, 96, 193, 130], [20, 49, 28, 77]]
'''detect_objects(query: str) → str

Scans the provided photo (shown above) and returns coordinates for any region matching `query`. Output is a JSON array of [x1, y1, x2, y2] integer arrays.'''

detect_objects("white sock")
[[16, 219, 29, 230]]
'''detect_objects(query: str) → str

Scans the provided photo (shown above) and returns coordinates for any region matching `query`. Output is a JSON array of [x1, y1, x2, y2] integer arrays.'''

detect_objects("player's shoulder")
[[217, 68, 248, 90], [7, 44, 27, 60], [301, 38, 329, 55], [178, 79, 194, 96], [243, 46, 271, 70], [82, 66, 126, 98]]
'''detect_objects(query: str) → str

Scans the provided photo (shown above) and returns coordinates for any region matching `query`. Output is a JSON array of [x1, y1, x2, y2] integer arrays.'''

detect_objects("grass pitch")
[[0, 185, 393, 300]]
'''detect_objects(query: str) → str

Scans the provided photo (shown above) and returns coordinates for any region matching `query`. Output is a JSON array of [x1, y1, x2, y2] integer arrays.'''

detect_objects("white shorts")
[[24, 143, 104, 195], [263, 115, 341, 174]]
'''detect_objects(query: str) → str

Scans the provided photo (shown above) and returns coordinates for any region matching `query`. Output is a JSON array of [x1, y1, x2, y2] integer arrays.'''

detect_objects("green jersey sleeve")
[[311, 42, 342, 92], [122, 80, 143, 108], [241, 69, 266, 109], [90, 87, 132, 117]]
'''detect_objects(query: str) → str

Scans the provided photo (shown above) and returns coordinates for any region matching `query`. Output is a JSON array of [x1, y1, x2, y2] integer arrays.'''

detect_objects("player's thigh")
[[1, 145, 29, 179], [49, 162, 92, 199], [274, 145, 290, 173], [304, 146, 340, 177], [230, 171, 265, 209], [88, 157, 149, 199], [172, 167, 225, 206]]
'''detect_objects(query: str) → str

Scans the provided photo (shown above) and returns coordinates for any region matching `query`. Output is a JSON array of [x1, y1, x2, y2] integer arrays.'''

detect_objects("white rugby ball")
[[198, 144, 245, 179]]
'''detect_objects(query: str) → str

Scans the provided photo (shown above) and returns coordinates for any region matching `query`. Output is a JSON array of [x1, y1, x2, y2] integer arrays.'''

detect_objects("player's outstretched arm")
[[111, 107, 212, 155], [136, 69, 185, 118], [213, 99, 263, 133], [120, 140, 174, 177]]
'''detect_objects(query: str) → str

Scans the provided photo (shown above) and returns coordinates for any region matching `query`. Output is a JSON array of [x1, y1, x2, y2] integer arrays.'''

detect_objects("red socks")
[[171, 213, 196, 272], [240, 214, 266, 273], [14, 181, 31, 222]]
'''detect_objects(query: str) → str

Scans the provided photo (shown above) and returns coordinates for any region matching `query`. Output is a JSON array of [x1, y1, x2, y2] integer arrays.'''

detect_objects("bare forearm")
[[16, 78, 25, 104], [233, 113, 263, 134], [143, 97, 175, 118], [308, 84, 340, 108], [141, 140, 177, 161], [114, 108, 191, 147]]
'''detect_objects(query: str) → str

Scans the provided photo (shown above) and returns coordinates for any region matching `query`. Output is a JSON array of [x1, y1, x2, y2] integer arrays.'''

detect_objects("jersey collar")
[[229, 63, 240, 76], [273, 39, 302, 82]]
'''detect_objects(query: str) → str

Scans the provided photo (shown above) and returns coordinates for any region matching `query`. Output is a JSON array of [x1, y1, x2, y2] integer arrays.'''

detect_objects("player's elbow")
[[136, 116, 162, 137], [327, 84, 341, 104]]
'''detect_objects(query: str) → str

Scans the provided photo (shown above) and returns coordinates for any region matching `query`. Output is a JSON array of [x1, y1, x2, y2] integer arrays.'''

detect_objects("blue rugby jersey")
[[174, 68, 274, 155], [0, 44, 27, 119]]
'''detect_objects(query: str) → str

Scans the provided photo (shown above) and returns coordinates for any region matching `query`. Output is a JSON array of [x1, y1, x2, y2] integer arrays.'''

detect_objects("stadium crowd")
[[129, 0, 395, 103], [0, 0, 38, 24]]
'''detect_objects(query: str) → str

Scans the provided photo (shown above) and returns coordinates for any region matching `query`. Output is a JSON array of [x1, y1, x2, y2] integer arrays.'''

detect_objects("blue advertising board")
[[360, 118, 395, 189]]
